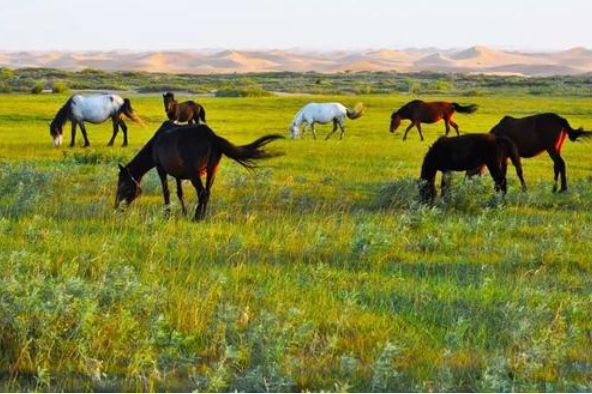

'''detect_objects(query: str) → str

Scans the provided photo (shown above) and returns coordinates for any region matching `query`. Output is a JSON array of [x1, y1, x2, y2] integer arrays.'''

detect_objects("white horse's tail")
[[346, 103, 366, 120], [121, 98, 146, 127]]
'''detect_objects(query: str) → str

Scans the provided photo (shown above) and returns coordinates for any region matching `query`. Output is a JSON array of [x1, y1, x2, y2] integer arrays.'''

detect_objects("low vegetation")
[[1, 67, 592, 97], [0, 93, 591, 391]]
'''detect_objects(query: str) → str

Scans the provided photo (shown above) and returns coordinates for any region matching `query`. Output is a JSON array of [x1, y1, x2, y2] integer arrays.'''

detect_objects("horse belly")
[[78, 107, 112, 124]]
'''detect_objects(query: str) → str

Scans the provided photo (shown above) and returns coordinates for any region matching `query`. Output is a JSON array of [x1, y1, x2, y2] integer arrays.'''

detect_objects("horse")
[[289, 102, 365, 140], [115, 121, 284, 221], [390, 100, 478, 141], [49, 94, 143, 147], [486, 113, 591, 192], [162, 92, 206, 124], [420, 133, 526, 203]]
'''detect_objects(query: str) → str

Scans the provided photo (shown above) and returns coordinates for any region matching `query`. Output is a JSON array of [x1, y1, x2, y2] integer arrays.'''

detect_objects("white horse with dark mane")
[[49, 94, 144, 147], [289, 102, 365, 140]]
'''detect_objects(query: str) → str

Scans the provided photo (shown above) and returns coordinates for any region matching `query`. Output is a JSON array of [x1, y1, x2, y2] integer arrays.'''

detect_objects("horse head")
[[289, 123, 300, 139], [49, 121, 64, 146], [115, 163, 142, 209], [390, 112, 402, 133], [162, 92, 176, 114]]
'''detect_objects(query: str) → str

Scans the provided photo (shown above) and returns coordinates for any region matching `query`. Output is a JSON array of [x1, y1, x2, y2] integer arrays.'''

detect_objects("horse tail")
[[496, 136, 526, 190], [213, 133, 284, 170], [560, 117, 592, 141], [199, 105, 207, 123], [452, 103, 478, 114], [121, 98, 146, 127], [346, 103, 366, 120]]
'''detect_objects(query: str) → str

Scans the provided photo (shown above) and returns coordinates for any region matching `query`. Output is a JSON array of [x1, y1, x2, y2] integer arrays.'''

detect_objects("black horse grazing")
[[420, 133, 526, 203], [115, 122, 283, 221], [163, 92, 206, 124], [489, 113, 591, 192], [390, 100, 478, 141], [49, 94, 143, 147]]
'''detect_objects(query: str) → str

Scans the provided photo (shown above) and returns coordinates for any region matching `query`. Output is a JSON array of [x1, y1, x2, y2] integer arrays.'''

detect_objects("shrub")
[[51, 80, 69, 94], [215, 86, 273, 97], [0, 83, 12, 93], [31, 81, 45, 94]]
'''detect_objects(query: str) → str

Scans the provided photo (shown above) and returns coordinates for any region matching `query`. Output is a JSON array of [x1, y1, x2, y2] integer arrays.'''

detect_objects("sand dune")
[[1, 47, 591, 76]]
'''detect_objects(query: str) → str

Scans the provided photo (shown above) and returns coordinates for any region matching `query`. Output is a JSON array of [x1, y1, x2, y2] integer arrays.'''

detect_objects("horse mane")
[[395, 99, 424, 116], [420, 136, 447, 179], [51, 97, 74, 127]]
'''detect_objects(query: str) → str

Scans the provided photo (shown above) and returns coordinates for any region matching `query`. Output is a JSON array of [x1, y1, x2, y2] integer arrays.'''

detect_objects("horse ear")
[[118, 163, 125, 171]]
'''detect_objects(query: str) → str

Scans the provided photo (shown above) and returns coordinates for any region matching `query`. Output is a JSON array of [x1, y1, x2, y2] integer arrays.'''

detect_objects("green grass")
[[1, 93, 592, 392]]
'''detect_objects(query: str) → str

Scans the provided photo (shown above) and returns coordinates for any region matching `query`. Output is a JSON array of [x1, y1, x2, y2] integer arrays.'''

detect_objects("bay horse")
[[49, 94, 143, 147], [488, 113, 591, 192], [162, 92, 206, 124], [420, 133, 526, 203], [390, 100, 478, 141], [115, 121, 284, 221], [289, 102, 365, 140]]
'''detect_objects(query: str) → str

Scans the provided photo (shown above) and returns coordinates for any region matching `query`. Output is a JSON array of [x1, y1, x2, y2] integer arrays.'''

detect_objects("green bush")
[[0, 83, 12, 93], [51, 80, 69, 94], [31, 81, 45, 94], [215, 86, 273, 97]]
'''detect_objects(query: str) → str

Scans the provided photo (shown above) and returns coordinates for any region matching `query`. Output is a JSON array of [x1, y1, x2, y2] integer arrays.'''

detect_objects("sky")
[[0, 0, 590, 51]]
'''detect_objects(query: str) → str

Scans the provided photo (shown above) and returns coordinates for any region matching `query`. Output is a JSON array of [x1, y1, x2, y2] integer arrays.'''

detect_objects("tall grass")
[[0, 94, 592, 391]]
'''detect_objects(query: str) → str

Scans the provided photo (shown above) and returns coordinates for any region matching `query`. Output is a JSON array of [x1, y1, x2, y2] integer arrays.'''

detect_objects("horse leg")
[[69, 121, 77, 147], [156, 165, 171, 216], [119, 120, 128, 147], [175, 178, 187, 216], [444, 119, 451, 136], [339, 120, 346, 140], [486, 161, 506, 194], [190, 173, 207, 222], [449, 119, 460, 136], [403, 122, 415, 140], [548, 149, 567, 192], [200, 156, 220, 219], [310, 122, 317, 140], [440, 172, 452, 198], [326, 120, 339, 140], [79, 122, 90, 147], [416, 123, 425, 141], [108, 117, 119, 146]]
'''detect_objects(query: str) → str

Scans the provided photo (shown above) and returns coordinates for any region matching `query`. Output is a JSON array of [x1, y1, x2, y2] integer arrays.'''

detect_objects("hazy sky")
[[1, 0, 590, 51]]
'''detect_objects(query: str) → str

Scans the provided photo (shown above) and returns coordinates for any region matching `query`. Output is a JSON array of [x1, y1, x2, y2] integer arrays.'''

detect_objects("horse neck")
[[292, 110, 305, 126], [420, 152, 437, 181], [167, 100, 178, 115], [52, 100, 72, 127], [127, 141, 155, 181]]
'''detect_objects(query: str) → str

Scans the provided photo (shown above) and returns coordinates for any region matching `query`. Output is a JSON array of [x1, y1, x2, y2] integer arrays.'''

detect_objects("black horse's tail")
[[121, 98, 146, 127], [452, 103, 478, 114], [496, 136, 527, 190], [560, 117, 592, 141], [213, 134, 284, 169], [199, 106, 207, 123]]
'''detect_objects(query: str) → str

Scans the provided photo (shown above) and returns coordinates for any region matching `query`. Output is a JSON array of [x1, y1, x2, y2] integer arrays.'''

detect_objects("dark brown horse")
[[115, 121, 283, 221], [390, 100, 478, 141], [488, 113, 591, 192], [162, 92, 206, 124], [420, 133, 526, 203]]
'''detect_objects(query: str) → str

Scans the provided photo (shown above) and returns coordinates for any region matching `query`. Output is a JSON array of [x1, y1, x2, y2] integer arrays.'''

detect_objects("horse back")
[[491, 113, 566, 157]]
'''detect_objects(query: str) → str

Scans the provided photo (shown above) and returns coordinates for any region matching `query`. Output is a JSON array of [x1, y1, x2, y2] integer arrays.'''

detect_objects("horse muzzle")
[[52, 134, 63, 147]]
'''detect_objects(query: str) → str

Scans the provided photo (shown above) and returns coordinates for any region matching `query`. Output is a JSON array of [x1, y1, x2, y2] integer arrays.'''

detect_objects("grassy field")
[[1, 93, 592, 392]]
